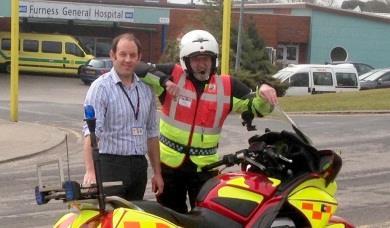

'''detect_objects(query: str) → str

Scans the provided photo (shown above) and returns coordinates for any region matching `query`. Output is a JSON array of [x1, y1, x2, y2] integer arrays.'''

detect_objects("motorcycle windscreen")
[[112, 207, 179, 228]]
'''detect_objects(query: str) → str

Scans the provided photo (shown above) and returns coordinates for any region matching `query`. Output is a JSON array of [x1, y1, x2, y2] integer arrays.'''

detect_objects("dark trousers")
[[157, 157, 217, 213], [99, 154, 147, 201]]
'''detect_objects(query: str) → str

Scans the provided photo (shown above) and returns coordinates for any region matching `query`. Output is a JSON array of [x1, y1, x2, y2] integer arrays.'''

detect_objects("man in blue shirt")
[[82, 33, 164, 201]]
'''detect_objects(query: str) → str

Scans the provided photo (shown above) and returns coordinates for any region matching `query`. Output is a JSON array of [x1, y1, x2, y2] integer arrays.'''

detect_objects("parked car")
[[359, 68, 390, 90], [78, 57, 112, 85], [358, 69, 383, 80], [329, 62, 374, 76]]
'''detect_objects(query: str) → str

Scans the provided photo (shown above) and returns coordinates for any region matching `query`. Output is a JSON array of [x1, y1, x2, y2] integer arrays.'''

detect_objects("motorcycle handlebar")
[[201, 159, 226, 171], [36, 181, 124, 205], [201, 149, 247, 172]]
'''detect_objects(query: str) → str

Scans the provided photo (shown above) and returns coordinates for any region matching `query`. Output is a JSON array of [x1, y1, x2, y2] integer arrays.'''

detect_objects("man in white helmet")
[[136, 30, 278, 213]]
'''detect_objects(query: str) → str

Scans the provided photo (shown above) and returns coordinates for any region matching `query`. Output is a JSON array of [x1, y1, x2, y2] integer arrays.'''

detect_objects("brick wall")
[[168, 9, 310, 45], [167, 8, 207, 41], [134, 25, 163, 63], [168, 8, 310, 63]]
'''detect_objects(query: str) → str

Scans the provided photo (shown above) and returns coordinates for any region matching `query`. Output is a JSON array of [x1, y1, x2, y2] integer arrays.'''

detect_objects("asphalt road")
[[0, 74, 390, 227]]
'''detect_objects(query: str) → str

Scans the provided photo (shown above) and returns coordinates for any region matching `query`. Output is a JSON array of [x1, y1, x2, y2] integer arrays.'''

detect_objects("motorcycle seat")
[[132, 200, 242, 228]]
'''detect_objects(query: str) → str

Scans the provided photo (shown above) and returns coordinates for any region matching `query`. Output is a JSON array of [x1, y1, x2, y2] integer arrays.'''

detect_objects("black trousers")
[[99, 154, 147, 201], [157, 157, 217, 213]]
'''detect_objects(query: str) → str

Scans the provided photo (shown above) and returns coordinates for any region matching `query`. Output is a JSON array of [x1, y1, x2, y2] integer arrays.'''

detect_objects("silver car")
[[359, 68, 390, 90]]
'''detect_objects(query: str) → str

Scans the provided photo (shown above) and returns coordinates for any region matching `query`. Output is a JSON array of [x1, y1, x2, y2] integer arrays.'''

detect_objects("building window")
[[276, 47, 284, 61], [76, 36, 111, 57], [276, 44, 299, 66], [42, 41, 62, 54], [286, 46, 297, 61], [23, 40, 39, 52], [265, 47, 276, 64], [95, 39, 111, 57]]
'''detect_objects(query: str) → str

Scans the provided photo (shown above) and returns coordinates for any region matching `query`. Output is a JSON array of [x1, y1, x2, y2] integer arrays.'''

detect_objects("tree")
[[366, 0, 390, 13], [198, 0, 223, 42], [159, 39, 180, 63], [342, 0, 390, 12], [199, 2, 277, 74], [232, 22, 275, 75], [230, 22, 286, 95]]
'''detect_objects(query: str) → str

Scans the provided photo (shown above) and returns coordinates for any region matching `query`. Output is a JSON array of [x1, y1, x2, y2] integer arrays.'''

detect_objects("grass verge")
[[279, 88, 390, 112]]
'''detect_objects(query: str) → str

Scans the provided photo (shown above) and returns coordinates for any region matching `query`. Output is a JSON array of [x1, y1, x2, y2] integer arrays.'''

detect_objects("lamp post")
[[10, 0, 20, 122], [234, 0, 245, 72], [221, 0, 231, 75]]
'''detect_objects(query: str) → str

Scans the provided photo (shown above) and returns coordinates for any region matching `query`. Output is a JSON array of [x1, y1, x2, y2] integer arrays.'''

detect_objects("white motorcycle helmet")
[[179, 30, 219, 75]]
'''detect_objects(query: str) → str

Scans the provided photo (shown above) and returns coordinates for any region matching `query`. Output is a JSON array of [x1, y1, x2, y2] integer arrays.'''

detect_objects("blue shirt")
[[83, 68, 158, 155]]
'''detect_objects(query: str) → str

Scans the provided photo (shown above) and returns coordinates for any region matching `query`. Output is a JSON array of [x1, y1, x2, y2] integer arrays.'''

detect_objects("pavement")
[[1, 110, 389, 164], [0, 118, 66, 163]]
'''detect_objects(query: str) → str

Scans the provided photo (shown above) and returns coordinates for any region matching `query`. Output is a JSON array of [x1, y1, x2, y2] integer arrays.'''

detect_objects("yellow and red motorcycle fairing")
[[111, 208, 180, 228], [54, 209, 100, 228], [54, 206, 180, 228], [287, 177, 347, 227]]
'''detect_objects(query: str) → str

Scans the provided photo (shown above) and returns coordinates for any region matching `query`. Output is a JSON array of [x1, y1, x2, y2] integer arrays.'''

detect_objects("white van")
[[273, 64, 360, 96]]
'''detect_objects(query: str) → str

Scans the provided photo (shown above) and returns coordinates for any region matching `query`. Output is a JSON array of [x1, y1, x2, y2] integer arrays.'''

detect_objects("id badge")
[[132, 127, 144, 136], [178, 96, 192, 108]]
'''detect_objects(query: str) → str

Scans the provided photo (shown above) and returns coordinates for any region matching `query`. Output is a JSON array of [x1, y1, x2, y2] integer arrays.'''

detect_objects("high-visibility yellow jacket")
[[137, 63, 272, 171]]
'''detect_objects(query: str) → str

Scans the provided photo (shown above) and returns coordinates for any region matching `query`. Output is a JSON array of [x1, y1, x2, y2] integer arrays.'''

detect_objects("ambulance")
[[0, 32, 94, 75]]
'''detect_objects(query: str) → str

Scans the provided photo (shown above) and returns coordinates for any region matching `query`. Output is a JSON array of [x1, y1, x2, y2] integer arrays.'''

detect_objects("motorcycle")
[[35, 105, 355, 228]]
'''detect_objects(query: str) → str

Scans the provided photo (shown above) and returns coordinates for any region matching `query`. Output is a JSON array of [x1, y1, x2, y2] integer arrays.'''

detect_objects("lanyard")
[[118, 83, 140, 120]]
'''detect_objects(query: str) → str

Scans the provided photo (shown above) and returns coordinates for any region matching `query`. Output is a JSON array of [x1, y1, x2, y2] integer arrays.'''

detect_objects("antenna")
[[84, 105, 105, 213], [65, 134, 71, 181]]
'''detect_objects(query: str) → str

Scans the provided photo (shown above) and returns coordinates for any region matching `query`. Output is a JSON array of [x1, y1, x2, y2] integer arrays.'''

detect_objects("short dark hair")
[[111, 33, 142, 55]]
